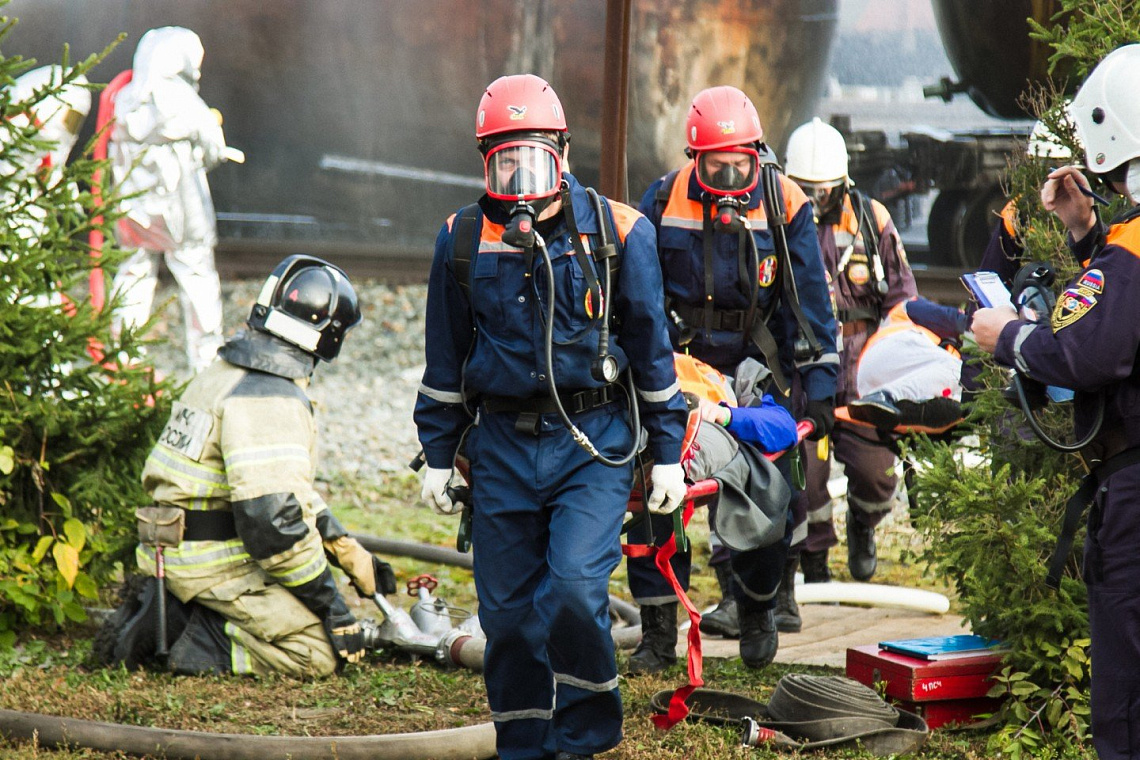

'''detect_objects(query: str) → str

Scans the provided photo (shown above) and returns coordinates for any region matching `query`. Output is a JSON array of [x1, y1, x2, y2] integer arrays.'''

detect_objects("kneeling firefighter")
[[972, 44, 1140, 760], [99, 255, 397, 677], [626, 86, 838, 672], [414, 74, 687, 760]]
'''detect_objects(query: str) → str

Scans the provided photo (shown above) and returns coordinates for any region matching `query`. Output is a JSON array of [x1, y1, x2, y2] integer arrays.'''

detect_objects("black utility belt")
[[673, 303, 750, 332], [182, 508, 238, 542], [483, 385, 620, 416]]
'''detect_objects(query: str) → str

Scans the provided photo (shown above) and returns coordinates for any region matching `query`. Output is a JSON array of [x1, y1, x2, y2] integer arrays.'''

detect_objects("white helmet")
[[1070, 44, 1140, 176], [785, 117, 849, 184]]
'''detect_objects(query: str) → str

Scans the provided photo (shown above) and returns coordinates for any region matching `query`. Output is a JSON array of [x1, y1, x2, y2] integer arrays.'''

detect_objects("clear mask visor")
[[695, 148, 759, 196], [484, 141, 562, 201], [797, 179, 846, 217]]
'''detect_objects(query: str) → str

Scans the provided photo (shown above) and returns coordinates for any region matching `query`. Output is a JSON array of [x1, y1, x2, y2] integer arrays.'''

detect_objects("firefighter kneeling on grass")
[[97, 256, 396, 677]]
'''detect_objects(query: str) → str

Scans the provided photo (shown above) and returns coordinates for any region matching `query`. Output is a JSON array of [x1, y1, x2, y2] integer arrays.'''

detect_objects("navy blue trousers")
[[1085, 467, 1140, 760], [469, 405, 633, 760]]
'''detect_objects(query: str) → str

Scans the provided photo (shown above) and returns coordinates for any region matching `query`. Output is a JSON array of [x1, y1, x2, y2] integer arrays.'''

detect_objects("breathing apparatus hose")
[[1011, 373, 1105, 453], [536, 230, 641, 467], [1007, 262, 1106, 452]]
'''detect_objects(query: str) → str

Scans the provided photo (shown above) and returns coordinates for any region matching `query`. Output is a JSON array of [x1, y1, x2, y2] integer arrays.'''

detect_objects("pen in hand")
[[1051, 167, 1111, 206]]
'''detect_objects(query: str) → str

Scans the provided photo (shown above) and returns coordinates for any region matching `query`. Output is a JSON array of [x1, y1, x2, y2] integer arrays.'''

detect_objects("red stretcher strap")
[[633, 418, 815, 731]]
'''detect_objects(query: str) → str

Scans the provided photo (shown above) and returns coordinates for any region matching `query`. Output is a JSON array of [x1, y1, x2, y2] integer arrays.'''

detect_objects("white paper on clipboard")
[[961, 271, 1014, 309]]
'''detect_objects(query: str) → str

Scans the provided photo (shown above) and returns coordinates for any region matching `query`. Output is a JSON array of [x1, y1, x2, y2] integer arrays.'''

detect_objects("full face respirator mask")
[[483, 134, 564, 248], [694, 148, 760, 233]]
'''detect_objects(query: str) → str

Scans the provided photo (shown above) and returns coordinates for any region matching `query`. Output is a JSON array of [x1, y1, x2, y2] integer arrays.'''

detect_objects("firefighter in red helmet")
[[626, 85, 837, 673], [415, 74, 686, 760]]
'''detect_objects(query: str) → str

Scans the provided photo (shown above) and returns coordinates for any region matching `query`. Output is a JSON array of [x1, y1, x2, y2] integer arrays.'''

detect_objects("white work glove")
[[646, 463, 687, 515], [421, 467, 460, 515]]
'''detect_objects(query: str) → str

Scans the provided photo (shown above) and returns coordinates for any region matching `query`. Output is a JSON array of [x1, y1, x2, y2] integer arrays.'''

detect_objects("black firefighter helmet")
[[248, 255, 362, 362]]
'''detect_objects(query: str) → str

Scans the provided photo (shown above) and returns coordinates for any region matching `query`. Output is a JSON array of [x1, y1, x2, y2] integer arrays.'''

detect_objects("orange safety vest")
[[674, 352, 733, 404], [859, 301, 960, 366]]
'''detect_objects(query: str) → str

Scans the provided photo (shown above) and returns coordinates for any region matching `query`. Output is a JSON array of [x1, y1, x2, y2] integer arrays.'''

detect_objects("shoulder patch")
[[1077, 268, 1104, 294], [759, 254, 778, 287], [157, 401, 213, 461], [1051, 285, 1099, 331]]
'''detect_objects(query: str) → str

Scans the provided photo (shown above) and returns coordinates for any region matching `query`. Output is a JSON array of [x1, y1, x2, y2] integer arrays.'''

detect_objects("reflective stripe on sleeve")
[[418, 383, 465, 404], [1012, 324, 1038, 377], [272, 552, 328, 588], [636, 379, 681, 404]]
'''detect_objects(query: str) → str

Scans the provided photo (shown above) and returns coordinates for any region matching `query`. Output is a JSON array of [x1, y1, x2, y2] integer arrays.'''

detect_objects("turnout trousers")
[[1085, 465, 1140, 760], [803, 421, 898, 553], [469, 404, 634, 760]]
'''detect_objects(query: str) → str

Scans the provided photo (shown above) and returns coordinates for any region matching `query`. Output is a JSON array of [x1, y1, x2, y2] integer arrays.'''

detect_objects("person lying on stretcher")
[[665, 353, 802, 553], [674, 352, 800, 479], [846, 298, 968, 431]]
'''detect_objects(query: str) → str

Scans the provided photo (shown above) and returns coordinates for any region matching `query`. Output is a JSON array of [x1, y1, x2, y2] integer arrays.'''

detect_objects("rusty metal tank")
[[931, 0, 1064, 118], [5, 0, 837, 267]]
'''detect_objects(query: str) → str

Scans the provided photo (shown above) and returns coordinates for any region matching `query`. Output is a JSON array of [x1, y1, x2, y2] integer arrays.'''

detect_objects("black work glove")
[[369, 555, 398, 597], [323, 611, 365, 664], [804, 398, 835, 441]]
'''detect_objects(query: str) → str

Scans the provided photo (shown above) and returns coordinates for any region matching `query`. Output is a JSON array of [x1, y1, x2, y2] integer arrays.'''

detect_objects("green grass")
[[0, 471, 1035, 759]]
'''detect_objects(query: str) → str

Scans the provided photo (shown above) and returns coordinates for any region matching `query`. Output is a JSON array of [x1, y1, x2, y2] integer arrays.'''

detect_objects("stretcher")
[[623, 419, 814, 730], [835, 405, 962, 436]]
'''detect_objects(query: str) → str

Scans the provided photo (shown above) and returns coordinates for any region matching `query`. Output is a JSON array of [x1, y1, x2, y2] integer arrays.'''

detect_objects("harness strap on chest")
[[762, 163, 823, 363], [849, 189, 886, 326], [450, 203, 483, 300]]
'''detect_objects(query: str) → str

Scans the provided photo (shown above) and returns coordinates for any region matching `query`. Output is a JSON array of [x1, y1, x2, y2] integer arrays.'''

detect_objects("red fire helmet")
[[476, 74, 568, 143], [685, 85, 764, 153]]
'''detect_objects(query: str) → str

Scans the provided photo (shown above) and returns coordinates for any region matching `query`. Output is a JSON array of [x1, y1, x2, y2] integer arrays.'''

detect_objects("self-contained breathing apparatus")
[[1003, 260, 1104, 452], [446, 180, 641, 469], [655, 160, 823, 396]]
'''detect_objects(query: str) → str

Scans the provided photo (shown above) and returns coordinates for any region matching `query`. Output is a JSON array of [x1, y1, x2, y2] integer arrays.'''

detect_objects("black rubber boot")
[[774, 555, 802, 634], [847, 517, 878, 582], [895, 397, 963, 429], [698, 563, 740, 638], [93, 576, 191, 670], [627, 602, 678, 675], [847, 391, 901, 429], [168, 605, 233, 675], [800, 548, 831, 583], [738, 607, 778, 669]]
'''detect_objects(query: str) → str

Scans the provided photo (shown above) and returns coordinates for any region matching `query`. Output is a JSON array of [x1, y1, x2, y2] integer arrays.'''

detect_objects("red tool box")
[[846, 644, 1006, 729]]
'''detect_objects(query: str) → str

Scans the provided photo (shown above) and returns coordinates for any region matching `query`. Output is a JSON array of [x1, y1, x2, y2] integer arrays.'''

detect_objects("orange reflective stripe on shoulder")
[[861, 299, 950, 357], [780, 174, 809, 223], [674, 353, 733, 404], [1001, 199, 1018, 237], [445, 212, 457, 232], [607, 200, 643, 244], [870, 197, 892, 233], [660, 162, 704, 230], [1106, 216, 1140, 259]]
